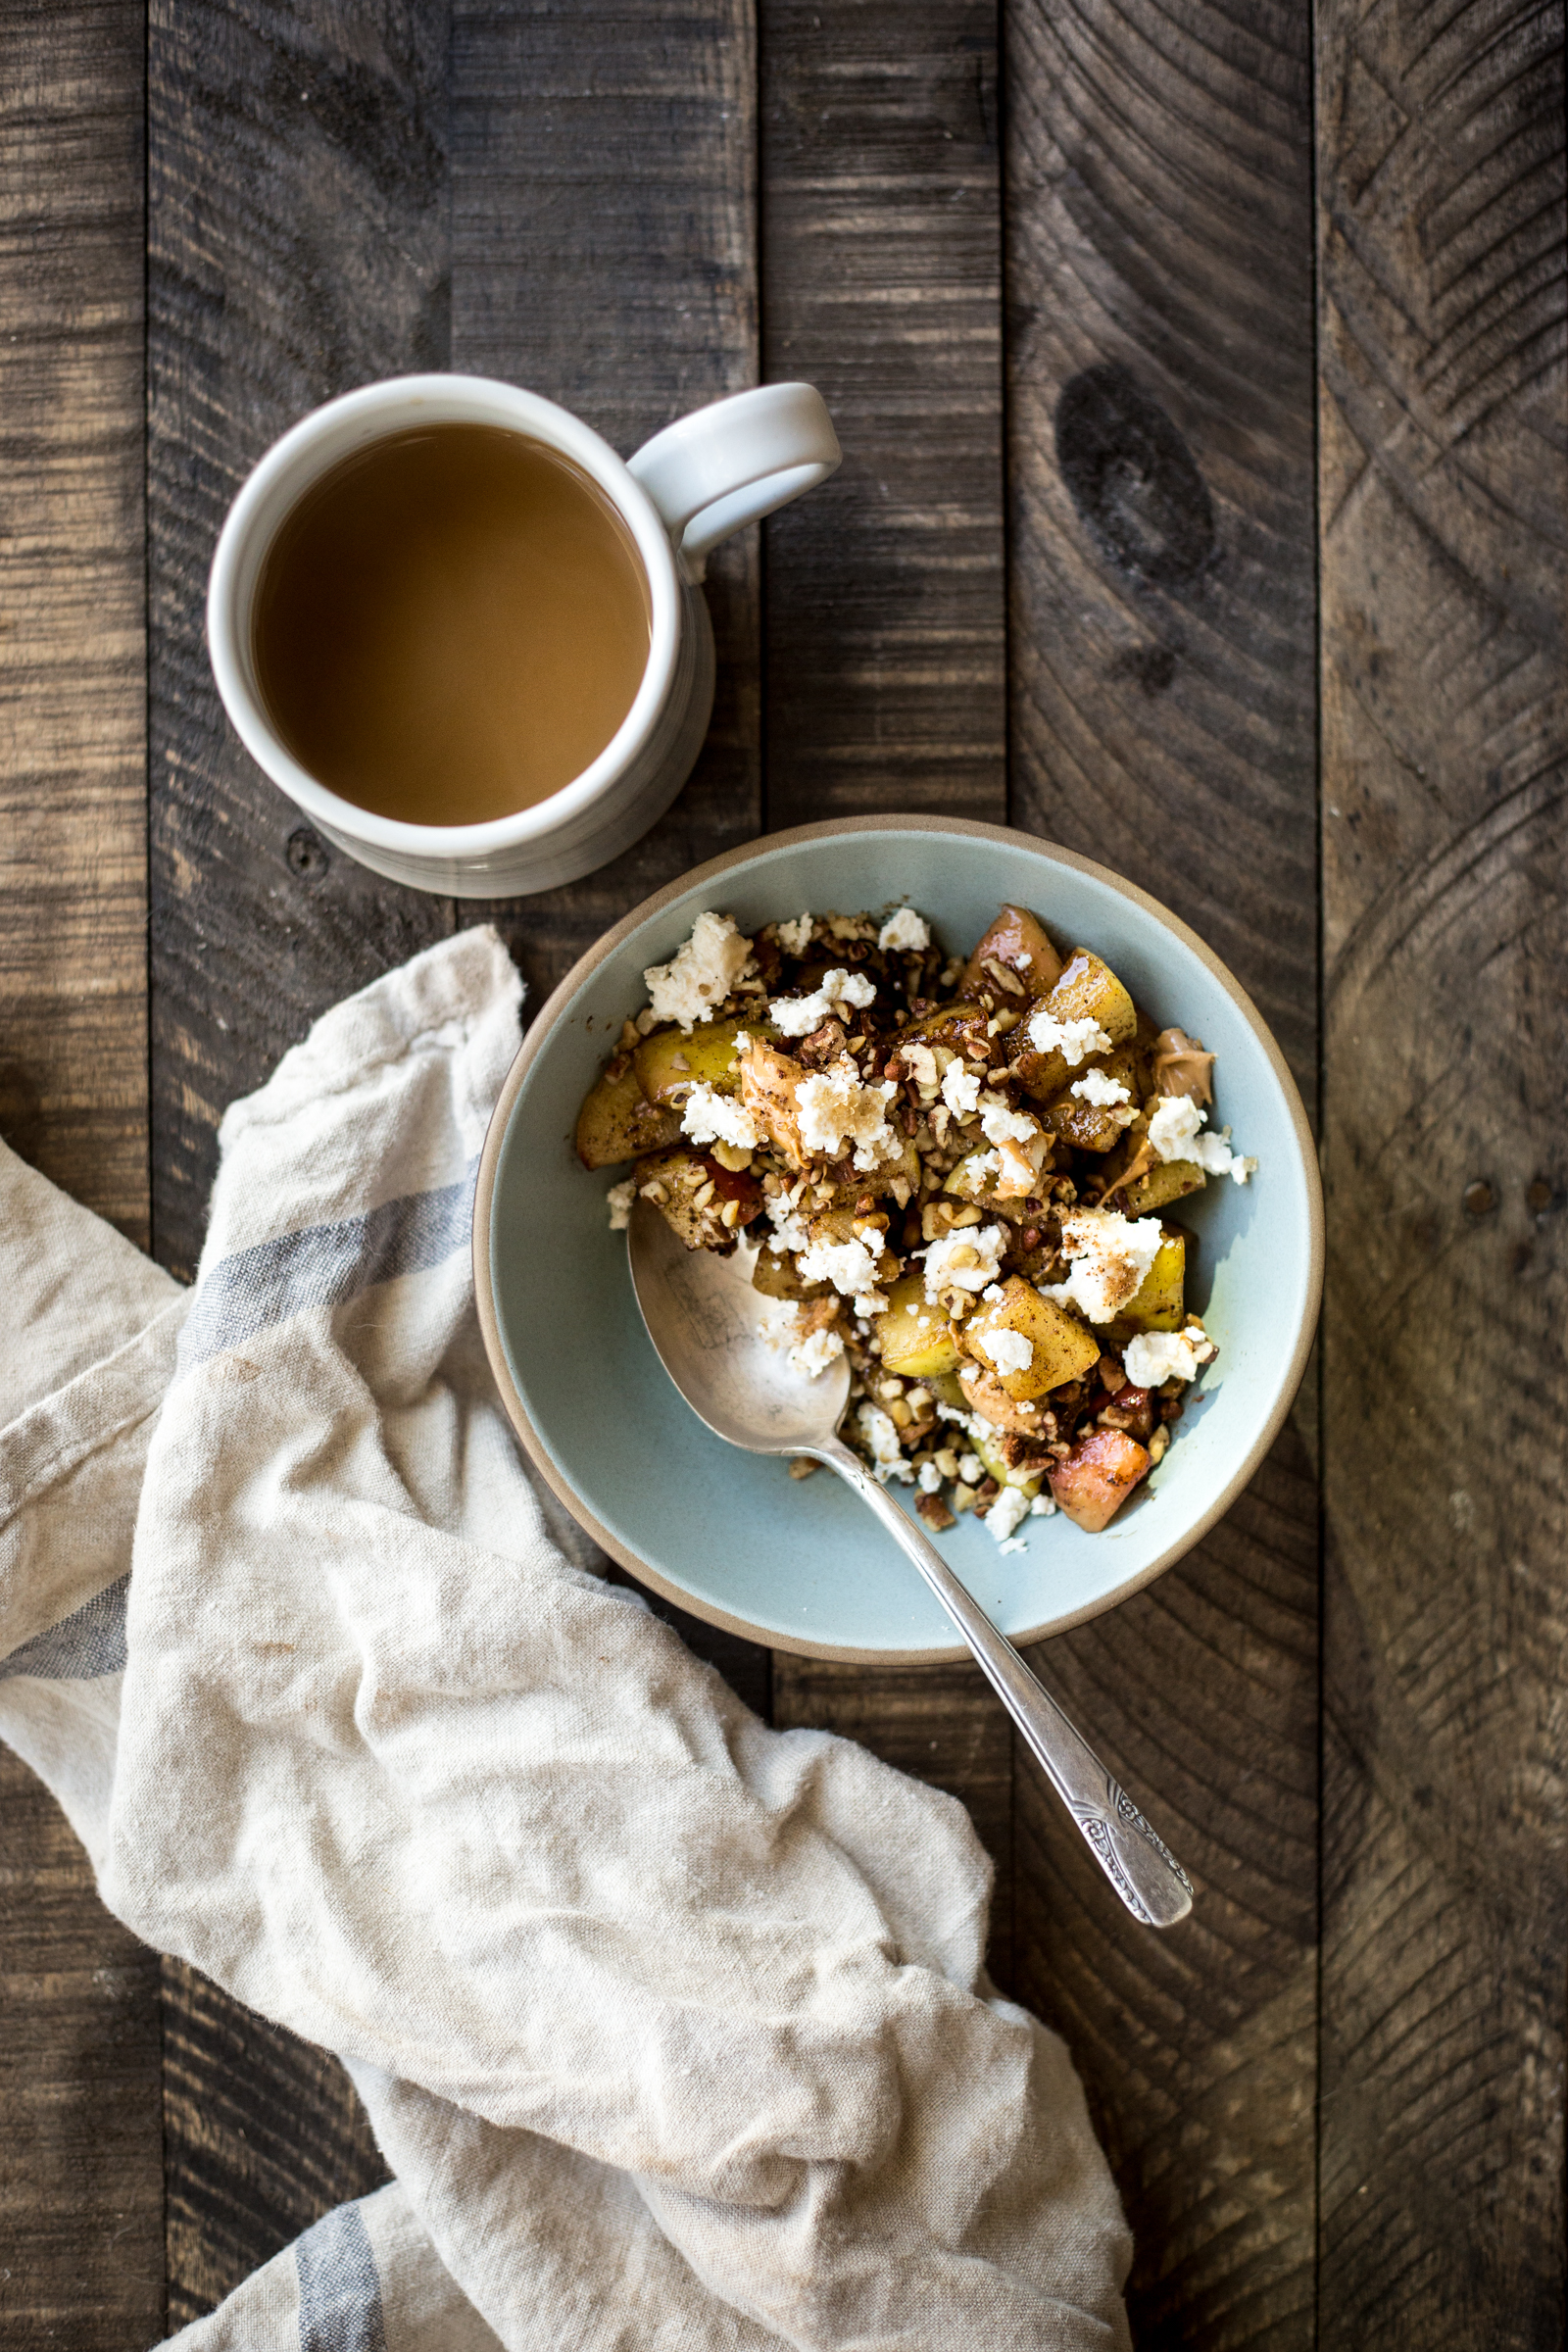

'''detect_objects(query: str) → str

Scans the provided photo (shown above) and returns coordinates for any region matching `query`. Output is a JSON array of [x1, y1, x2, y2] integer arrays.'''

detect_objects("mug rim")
[[205, 372, 684, 857]]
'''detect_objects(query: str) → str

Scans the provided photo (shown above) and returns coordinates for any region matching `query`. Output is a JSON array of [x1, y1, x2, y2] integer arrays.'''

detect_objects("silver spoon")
[[627, 1200, 1194, 1929]]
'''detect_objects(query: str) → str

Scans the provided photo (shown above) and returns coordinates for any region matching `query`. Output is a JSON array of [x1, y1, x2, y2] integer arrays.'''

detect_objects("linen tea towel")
[[0, 925, 1132, 2350]]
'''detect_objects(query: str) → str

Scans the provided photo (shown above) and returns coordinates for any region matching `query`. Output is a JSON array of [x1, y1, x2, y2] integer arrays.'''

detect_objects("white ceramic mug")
[[207, 374, 841, 899]]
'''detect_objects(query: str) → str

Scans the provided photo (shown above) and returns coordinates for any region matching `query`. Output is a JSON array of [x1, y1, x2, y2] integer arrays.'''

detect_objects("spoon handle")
[[809, 1438, 1193, 1930]]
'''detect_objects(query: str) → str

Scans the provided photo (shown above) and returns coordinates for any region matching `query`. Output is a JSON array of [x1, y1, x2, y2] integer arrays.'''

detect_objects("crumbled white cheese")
[[789, 1324, 845, 1379], [858, 1400, 913, 1483], [941, 1059, 982, 1116], [978, 1093, 1039, 1148], [1193, 1133, 1258, 1185], [935, 1399, 988, 1443], [796, 1236, 883, 1298], [921, 1222, 1007, 1301], [957, 1453, 985, 1486], [1070, 1068, 1132, 1108], [983, 1326, 1035, 1377], [1025, 1008, 1112, 1064], [988, 1484, 1032, 1546], [679, 1083, 760, 1152], [606, 1178, 636, 1231], [981, 1281, 1005, 1302], [1123, 1323, 1216, 1389], [643, 911, 755, 1033], [764, 1181, 810, 1253], [795, 1059, 901, 1170], [769, 966, 877, 1038], [1147, 1093, 1255, 1183], [1147, 1094, 1202, 1160], [1047, 1207, 1164, 1324], [917, 1458, 944, 1494], [1030, 1493, 1056, 1516], [774, 912, 814, 956], [878, 906, 931, 954]]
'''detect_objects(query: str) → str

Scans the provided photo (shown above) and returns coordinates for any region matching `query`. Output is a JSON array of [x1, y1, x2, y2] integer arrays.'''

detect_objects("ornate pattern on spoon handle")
[[815, 1438, 1194, 1929]]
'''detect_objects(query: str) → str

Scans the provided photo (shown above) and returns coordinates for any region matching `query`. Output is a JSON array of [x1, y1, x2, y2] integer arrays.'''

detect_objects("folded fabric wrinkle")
[[0, 925, 1131, 2352]]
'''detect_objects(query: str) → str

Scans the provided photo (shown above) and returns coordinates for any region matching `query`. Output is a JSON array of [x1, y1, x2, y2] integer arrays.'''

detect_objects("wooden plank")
[[759, 2, 1014, 1980], [1315, 0, 1568, 2341], [0, 11, 164, 2346], [0, 0, 149, 1245], [148, 0, 457, 1282], [760, 0, 1007, 828], [1003, 0, 1321, 2337], [450, 0, 761, 1009], [148, 0, 454, 2309], [0, 1752, 165, 2352], [448, 1, 773, 1711], [162, 1957, 389, 2331]]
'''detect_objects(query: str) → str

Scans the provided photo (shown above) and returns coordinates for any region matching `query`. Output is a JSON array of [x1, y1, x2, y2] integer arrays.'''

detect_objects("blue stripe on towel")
[[0, 1573, 129, 1683], [179, 1157, 478, 1368], [296, 2202, 387, 2352]]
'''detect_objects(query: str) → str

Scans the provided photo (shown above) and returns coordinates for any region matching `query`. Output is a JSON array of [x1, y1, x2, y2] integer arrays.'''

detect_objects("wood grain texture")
[[1315, 0, 1568, 2341], [447, 0, 773, 1712], [147, 0, 455, 2314], [148, 0, 456, 1284], [161, 1957, 389, 2332], [760, 0, 1014, 1997], [0, 1750, 166, 2349], [760, 0, 1007, 827], [0, 12, 164, 2347], [0, 0, 149, 1245], [1003, 0, 1321, 2339], [450, 0, 761, 1008]]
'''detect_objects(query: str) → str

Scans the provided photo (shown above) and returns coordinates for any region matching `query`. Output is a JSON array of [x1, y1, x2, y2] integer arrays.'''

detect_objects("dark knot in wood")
[[1054, 363, 1215, 590]]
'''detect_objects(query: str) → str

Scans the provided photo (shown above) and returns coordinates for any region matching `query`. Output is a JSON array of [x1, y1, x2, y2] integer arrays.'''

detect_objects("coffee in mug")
[[252, 423, 652, 827], [208, 376, 841, 897]]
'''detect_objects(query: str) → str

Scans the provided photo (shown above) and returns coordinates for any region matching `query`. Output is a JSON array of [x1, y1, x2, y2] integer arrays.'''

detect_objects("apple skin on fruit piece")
[[1041, 1046, 1141, 1153], [1117, 1233, 1186, 1334], [876, 1272, 962, 1379], [575, 1059, 684, 1169], [1048, 1426, 1152, 1532], [634, 1017, 774, 1106], [959, 904, 1064, 1002], [1008, 949, 1138, 1102]]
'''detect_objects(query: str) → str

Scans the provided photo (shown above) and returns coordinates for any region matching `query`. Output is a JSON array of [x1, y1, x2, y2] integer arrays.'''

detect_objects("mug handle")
[[627, 383, 841, 582]]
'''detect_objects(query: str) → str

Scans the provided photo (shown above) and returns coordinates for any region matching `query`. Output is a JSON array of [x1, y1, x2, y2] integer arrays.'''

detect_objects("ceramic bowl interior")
[[476, 819, 1321, 1661]]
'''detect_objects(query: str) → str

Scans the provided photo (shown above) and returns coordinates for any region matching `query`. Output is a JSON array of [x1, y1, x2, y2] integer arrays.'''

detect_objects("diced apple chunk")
[[1048, 1427, 1152, 1532], [575, 1060, 683, 1169], [959, 904, 1063, 1001], [1118, 1234, 1186, 1333], [634, 1017, 771, 1106], [876, 1273, 961, 1378], [961, 1275, 1101, 1400]]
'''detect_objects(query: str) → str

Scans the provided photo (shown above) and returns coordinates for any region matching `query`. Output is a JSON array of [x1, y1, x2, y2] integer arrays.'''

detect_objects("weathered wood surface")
[[1004, 0, 1322, 2340], [1315, 0, 1568, 2341], [1, 0, 1565, 2343], [452, 0, 762, 1013], [760, 0, 1007, 828], [146, 0, 451, 2315], [0, 10, 165, 2347], [0, 1751, 165, 2350], [0, 0, 150, 1248], [148, 0, 457, 1287]]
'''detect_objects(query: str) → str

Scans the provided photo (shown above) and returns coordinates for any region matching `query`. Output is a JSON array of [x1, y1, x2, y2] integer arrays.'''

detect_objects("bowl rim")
[[473, 814, 1324, 1663]]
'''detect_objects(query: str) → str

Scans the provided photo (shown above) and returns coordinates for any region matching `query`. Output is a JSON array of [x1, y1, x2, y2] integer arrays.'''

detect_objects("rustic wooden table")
[[2, 2, 1563, 2343]]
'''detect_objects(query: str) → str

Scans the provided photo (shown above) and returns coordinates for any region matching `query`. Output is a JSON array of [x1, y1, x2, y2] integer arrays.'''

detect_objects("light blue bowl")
[[474, 818, 1322, 1661]]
